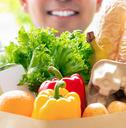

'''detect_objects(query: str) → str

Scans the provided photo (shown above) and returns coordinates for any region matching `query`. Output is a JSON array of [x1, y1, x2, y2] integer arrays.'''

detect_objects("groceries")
[[32, 81, 81, 120], [87, 32, 108, 64], [87, 59, 126, 106], [83, 103, 108, 117], [108, 101, 126, 113], [0, 90, 34, 117], [0, 0, 126, 123], [96, 0, 126, 61], [0, 28, 93, 92], [1, 59, 126, 121], [38, 66, 86, 114]]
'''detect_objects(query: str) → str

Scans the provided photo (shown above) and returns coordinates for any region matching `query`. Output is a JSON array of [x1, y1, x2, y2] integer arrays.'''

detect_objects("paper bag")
[[0, 111, 126, 128]]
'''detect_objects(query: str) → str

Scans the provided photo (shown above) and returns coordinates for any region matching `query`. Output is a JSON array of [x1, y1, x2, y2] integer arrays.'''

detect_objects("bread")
[[96, 0, 126, 62]]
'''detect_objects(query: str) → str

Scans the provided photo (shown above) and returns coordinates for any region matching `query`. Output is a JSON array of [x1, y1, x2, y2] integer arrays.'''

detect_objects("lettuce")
[[3, 27, 93, 92]]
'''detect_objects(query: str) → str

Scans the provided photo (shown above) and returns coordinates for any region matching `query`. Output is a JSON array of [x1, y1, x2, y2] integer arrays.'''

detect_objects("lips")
[[47, 10, 79, 17]]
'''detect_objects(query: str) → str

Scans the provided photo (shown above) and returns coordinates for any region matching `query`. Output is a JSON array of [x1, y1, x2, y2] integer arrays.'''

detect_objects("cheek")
[[81, 0, 97, 13], [81, 0, 97, 23], [27, 0, 45, 15], [27, 0, 45, 25]]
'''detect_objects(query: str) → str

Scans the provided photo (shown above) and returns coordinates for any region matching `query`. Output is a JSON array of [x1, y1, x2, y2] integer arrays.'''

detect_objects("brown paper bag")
[[1, 111, 126, 128]]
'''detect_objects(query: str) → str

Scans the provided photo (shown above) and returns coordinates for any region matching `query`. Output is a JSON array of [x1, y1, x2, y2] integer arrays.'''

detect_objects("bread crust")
[[96, 0, 126, 61]]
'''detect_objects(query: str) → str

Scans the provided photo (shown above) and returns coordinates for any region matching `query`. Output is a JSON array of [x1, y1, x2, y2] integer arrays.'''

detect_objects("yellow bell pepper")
[[32, 81, 81, 120]]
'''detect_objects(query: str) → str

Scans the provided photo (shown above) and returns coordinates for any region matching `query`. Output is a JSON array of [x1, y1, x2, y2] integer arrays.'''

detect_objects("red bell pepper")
[[38, 66, 86, 114]]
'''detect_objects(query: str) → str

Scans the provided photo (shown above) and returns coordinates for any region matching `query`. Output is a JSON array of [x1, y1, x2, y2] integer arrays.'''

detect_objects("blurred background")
[[0, 0, 111, 48]]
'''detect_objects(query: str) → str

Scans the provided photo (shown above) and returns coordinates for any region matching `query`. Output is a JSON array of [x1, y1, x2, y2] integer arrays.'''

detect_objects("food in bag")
[[0, 90, 34, 117], [83, 103, 108, 117], [96, 0, 126, 62], [87, 59, 126, 106], [107, 101, 126, 113]]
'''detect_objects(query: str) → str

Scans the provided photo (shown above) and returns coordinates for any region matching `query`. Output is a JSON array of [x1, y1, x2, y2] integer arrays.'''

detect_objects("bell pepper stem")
[[54, 81, 66, 99], [48, 66, 63, 79]]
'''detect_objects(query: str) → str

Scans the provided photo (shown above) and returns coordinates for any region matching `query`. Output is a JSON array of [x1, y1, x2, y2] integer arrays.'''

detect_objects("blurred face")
[[22, 0, 102, 32]]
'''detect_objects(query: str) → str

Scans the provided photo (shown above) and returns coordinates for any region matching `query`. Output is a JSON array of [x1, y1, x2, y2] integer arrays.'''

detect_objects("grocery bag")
[[0, 111, 126, 128]]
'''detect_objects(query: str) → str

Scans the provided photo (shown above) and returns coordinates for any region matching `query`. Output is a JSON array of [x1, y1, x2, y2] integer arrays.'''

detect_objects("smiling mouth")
[[47, 10, 79, 17]]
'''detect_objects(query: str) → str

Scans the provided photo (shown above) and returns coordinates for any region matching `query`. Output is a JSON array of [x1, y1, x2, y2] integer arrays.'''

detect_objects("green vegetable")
[[2, 27, 93, 92]]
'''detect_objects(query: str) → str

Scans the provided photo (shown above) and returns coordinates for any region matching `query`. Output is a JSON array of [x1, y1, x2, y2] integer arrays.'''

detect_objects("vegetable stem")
[[48, 66, 63, 79], [54, 81, 66, 99]]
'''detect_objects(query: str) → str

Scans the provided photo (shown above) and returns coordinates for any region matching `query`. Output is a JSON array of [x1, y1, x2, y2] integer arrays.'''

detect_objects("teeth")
[[51, 11, 76, 16]]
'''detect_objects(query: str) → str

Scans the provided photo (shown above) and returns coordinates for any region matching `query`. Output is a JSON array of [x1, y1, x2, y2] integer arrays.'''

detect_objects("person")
[[20, 0, 103, 33]]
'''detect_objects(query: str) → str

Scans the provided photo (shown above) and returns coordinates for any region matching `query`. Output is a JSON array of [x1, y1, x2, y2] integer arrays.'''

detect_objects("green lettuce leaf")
[[3, 27, 93, 92]]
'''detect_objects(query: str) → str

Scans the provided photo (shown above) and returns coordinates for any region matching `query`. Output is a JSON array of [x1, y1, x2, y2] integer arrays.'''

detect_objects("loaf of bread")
[[96, 0, 126, 62]]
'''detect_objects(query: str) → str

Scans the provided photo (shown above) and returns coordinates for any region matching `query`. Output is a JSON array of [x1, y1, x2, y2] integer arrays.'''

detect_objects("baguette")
[[96, 0, 126, 61]]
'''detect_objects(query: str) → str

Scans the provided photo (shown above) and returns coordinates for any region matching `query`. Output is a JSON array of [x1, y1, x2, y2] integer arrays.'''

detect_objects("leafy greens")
[[2, 27, 93, 92]]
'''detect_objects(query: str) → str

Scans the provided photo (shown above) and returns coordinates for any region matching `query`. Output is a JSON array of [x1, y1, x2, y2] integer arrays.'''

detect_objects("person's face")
[[21, 0, 102, 33]]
